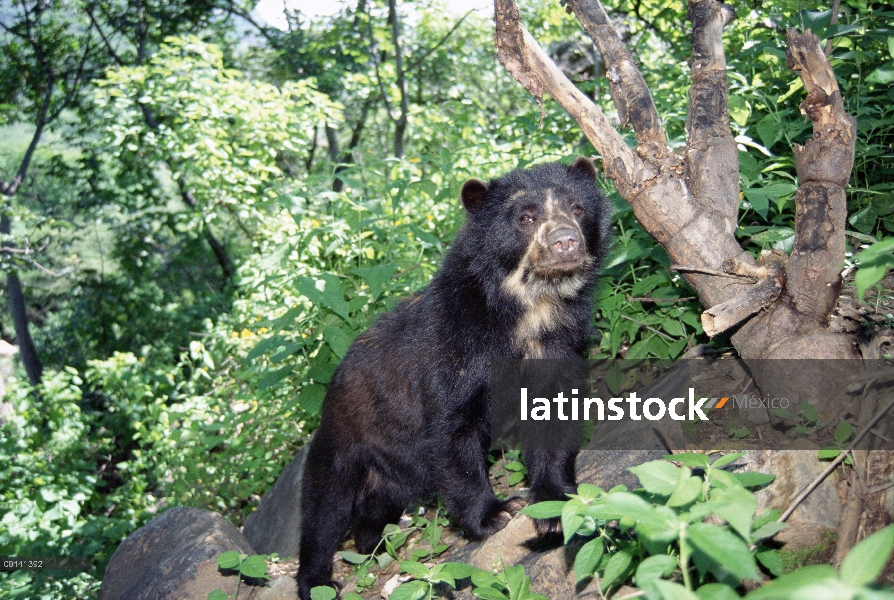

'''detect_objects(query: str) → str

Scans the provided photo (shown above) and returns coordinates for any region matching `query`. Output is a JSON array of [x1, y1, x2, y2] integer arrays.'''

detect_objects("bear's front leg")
[[524, 449, 578, 536], [434, 421, 525, 538]]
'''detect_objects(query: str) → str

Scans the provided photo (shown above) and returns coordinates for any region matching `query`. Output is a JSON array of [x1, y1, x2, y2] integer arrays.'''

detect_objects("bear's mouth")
[[530, 254, 592, 278]]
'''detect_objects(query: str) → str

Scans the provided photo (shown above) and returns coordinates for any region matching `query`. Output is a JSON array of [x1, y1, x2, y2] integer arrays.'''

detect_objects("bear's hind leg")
[[352, 470, 407, 554], [297, 455, 355, 600]]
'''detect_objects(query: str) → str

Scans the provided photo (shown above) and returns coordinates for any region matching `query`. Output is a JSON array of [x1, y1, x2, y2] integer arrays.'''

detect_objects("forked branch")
[[493, 0, 652, 198]]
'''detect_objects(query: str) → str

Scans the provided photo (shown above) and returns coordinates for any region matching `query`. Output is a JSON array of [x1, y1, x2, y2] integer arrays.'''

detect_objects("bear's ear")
[[569, 157, 598, 181], [461, 179, 489, 214]]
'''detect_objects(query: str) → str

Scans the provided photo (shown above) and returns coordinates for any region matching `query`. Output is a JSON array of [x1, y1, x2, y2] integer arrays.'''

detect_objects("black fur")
[[296, 158, 611, 600]]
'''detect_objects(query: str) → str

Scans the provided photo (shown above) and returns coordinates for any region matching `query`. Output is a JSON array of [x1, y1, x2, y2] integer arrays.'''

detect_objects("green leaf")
[[712, 486, 757, 542], [833, 420, 853, 444], [667, 475, 703, 507], [635, 554, 677, 588], [749, 226, 795, 244], [244, 335, 286, 363], [742, 564, 837, 599], [728, 95, 751, 126], [695, 583, 740, 600], [731, 472, 776, 489], [855, 263, 889, 301], [400, 560, 431, 579], [295, 275, 350, 321], [473, 587, 510, 600], [653, 580, 701, 600], [800, 403, 819, 423], [629, 460, 681, 496], [238, 554, 269, 579], [323, 326, 353, 359], [508, 471, 525, 486], [562, 498, 586, 544], [216, 550, 241, 570], [840, 524, 894, 587], [687, 523, 760, 583], [667, 452, 711, 469], [471, 569, 499, 589], [299, 383, 327, 415], [307, 362, 338, 384], [755, 114, 782, 149], [390, 580, 429, 600], [751, 521, 786, 542], [600, 548, 634, 591], [258, 365, 293, 390], [711, 452, 746, 469], [521, 501, 566, 519], [433, 562, 481, 580], [377, 553, 395, 569], [338, 550, 370, 564], [866, 62, 894, 84], [310, 586, 338, 600], [351, 264, 397, 301], [207, 590, 229, 600], [573, 537, 604, 582], [771, 408, 797, 420], [575, 483, 604, 502], [756, 548, 785, 577], [818, 448, 842, 460]]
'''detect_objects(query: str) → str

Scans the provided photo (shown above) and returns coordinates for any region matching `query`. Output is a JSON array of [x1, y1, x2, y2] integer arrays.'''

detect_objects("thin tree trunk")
[[325, 125, 344, 192], [388, 0, 409, 158], [0, 215, 42, 387], [178, 181, 235, 283]]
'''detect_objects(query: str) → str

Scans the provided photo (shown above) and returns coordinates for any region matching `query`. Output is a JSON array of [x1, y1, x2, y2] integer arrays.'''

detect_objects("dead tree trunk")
[[493, 0, 859, 362]]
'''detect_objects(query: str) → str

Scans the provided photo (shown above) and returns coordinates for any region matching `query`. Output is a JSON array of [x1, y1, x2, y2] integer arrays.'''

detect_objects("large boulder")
[[243, 446, 308, 557], [98, 507, 254, 600]]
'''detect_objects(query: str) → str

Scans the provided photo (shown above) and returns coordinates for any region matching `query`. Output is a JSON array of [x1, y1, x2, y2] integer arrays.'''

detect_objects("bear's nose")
[[548, 228, 579, 256]]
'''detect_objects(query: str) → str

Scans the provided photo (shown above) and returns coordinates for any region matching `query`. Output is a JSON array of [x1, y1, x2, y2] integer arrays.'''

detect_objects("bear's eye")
[[571, 205, 584, 216], [520, 214, 535, 226]]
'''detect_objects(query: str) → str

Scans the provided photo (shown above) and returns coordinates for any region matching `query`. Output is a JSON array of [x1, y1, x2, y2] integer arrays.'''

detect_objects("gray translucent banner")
[[490, 359, 894, 451]]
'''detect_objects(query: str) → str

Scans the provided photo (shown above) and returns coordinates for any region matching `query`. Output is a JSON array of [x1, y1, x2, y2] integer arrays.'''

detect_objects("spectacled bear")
[[296, 157, 611, 600]]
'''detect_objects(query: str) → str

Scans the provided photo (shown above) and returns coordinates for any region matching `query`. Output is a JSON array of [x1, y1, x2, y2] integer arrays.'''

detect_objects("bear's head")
[[460, 157, 611, 307]]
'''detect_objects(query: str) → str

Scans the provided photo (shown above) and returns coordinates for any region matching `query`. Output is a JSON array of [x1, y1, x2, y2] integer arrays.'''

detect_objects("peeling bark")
[[686, 0, 739, 222], [783, 29, 855, 332], [564, 0, 666, 151]]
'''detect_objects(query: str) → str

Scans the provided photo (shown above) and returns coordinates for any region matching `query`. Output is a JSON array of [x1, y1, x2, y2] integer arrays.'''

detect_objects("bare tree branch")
[[405, 9, 475, 74], [686, 0, 739, 221], [86, 6, 124, 66], [782, 29, 855, 332], [564, 0, 667, 151], [226, 2, 275, 42]]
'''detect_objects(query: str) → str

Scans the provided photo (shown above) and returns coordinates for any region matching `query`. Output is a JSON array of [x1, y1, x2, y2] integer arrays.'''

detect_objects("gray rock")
[[741, 443, 842, 530], [98, 506, 254, 600], [243, 446, 308, 557], [577, 449, 666, 491], [447, 517, 574, 599], [254, 575, 299, 600]]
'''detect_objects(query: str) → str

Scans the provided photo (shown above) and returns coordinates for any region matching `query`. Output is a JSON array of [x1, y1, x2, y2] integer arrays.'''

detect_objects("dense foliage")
[[0, 0, 892, 597]]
